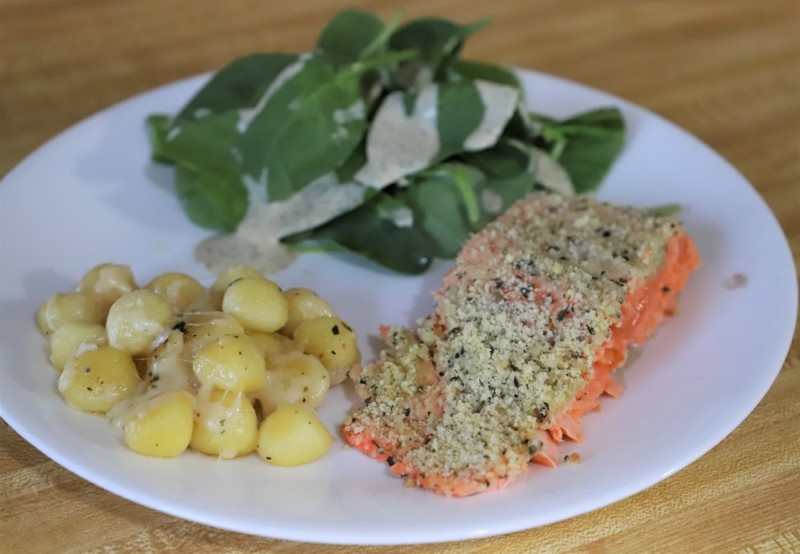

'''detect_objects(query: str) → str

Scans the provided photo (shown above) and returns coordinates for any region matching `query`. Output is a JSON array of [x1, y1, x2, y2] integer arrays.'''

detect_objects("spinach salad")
[[147, 10, 626, 274]]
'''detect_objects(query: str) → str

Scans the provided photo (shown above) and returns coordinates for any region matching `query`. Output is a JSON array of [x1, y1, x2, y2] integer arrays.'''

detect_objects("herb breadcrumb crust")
[[342, 192, 700, 496]]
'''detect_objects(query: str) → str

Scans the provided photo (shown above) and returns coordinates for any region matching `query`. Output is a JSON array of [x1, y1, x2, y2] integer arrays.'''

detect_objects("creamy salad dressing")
[[333, 99, 366, 125], [166, 126, 182, 141], [481, 189, 504, 214], [241, 167, 269, 193], [196, 173, 366, 274], [391, 206, 414, 228], [355, 84, 440, 188], [532, 148, 575, 196], [330, 99, 366, 144], [463, 81, 519, 150]]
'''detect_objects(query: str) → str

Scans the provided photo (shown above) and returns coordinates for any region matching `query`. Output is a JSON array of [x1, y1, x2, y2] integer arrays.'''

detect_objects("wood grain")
[[1, 1, 798, 552]]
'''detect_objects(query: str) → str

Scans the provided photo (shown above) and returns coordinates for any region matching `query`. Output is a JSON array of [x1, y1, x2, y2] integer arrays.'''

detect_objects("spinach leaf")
[[449, 59, 521, 88], [316, 9, 386, 68], [318, 11, 408, 109], [334, 140, 368, 183], [405, 164, 486, 257], [436, 82, 484, 154], [148, 55, 299, 177], [176, 54, 298, 121], [174, 164, 248, 232], [146, 114, 172, 163], [422, 148, 534, 254], [531, 107, 625, 193], [237, 54, 368, 201], [388, 17, 489, 88], [307, 166, 487, 273], [314, 154, 533, 270], [156, 110, 243, 176], [307, 192, 439, 274], [462, 138, 538, 206]]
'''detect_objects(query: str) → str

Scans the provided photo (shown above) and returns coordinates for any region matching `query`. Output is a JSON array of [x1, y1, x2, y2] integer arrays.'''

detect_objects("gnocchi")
[[191, 389, 258, 458], [77, 263, 138, 315], [121, 390, 195, 458], [58, 345, 140, 413], [38, 263, 360, 468], [246, 330, 294, 357], [183, 312, 246, 359], [192, 334, 267, 392], [144, 272, 205, 311], [106, 290, 175, 356], [257, 405, 333, 466], [293, 316, 361, 385], [222, 277, 289, 333], [254, 351, 330, 414], [208, 264, 262, 309], [281, 288, 334, 336], [49, 322, 107, 371], [37, 292, 105, 335]]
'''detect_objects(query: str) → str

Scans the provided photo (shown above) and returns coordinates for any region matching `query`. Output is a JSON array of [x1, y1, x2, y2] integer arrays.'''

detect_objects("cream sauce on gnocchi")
[[107, 330, 196, 436]]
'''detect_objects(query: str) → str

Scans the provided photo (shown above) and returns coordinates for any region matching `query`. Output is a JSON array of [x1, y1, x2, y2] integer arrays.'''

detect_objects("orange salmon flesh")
[[342, 193, 701, 496]]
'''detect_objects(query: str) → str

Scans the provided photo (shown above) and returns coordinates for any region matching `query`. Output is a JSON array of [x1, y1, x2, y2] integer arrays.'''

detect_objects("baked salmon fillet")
[[341, 192, 701, 496]]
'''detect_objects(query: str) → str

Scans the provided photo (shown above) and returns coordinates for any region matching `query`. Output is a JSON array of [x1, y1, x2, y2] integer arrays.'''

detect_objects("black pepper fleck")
[[536, 402, 549, 422]]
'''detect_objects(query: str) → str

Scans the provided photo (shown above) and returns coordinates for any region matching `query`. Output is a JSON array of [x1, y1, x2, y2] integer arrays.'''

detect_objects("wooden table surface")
[[2, 1, 799, 552]]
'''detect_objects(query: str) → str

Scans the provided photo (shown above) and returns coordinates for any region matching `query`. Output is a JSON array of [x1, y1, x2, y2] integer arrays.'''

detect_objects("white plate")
[[0, 69, 796, 545]]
